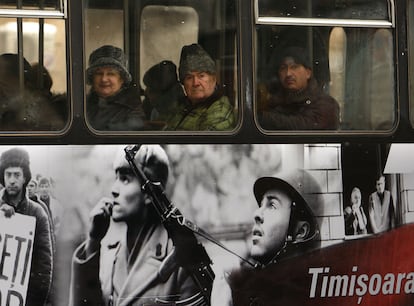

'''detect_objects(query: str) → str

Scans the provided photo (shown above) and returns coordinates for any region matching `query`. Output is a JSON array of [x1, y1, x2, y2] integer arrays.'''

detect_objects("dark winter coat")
[[87, 86, 146, 131], [0, 189, 53, 306], [70, 223, 199, 306], [259, 78, 340, 130]]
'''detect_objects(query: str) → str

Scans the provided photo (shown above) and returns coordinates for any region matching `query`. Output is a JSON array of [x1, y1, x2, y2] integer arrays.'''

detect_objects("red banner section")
[[231, 224, 414, 306]]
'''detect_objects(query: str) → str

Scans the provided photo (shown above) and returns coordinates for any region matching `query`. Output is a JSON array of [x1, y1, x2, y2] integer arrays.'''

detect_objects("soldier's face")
[[4, 167, 25, 197], [278, 57, 311, 92], [111, 168, 145, 222], [251, 188, 292, 263], [183, 71, 216, 104]]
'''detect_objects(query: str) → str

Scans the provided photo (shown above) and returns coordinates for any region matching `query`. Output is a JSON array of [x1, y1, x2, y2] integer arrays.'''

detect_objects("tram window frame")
[[253, 0, 397, 135], [409, 0, 414, 128], [0, 0, 69, 135], [0, 0, 65, 17], [83, 0, 240, 136]]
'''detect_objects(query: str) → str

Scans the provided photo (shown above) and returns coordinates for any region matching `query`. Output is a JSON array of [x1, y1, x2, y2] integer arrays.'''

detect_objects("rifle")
[[124, 145, 215, 305]]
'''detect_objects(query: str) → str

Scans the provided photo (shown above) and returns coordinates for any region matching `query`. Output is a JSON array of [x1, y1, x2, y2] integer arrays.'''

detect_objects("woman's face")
[[92, 66, 124, 98]]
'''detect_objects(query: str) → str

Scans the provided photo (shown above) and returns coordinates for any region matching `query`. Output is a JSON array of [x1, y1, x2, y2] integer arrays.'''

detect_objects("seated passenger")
[[30, 63, 68, 129], [258, 47, 340, 130], [0, 54, 65, 130], [168, 44, 235, 131], [143, 60, 186, 128], [86, 45, 145, 131]]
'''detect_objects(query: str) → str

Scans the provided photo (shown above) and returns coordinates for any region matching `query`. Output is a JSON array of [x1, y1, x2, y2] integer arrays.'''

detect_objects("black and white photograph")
[[0, 143, 413, 305]]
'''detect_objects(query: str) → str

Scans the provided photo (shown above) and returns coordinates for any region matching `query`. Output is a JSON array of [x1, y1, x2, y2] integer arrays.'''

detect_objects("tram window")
[[0, 14, 68, 132], [84, 1, 238, 133], [409, 0, 414, 127], [256, 0, 390, 20], [255, 0, 396, 132]]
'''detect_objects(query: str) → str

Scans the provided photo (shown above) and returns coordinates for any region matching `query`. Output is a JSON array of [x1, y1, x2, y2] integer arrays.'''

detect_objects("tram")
[[0, 0, 413, 305]]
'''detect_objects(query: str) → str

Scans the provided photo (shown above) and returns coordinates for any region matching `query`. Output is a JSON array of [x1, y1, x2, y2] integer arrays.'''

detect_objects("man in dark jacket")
[[0, 148, 53, 305], [258, 47, 340, 130], [86, 45, 146, 131]]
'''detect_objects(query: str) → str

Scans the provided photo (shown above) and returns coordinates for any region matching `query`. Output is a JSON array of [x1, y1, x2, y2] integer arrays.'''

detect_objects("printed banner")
[[0, 213, 35, 306], [0, 143, 411, 305]]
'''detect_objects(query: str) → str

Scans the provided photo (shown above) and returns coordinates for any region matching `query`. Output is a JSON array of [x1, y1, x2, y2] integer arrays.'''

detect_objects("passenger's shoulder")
[[210, 95, 233, 111]]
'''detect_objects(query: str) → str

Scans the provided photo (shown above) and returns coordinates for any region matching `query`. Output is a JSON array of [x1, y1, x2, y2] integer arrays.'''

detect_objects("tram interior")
[[0, 0, 397, 132]]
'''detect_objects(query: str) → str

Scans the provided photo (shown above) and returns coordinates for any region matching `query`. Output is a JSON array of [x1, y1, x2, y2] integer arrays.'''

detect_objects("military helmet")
[[253, 168, 322, 245]]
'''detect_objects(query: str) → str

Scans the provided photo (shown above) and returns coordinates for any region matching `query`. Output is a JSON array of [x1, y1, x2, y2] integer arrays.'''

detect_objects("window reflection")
[[256, 0, 391, 20], [0, 18, 68, 131], [85, 1, 238, 132], [256, 23, 395, 131]]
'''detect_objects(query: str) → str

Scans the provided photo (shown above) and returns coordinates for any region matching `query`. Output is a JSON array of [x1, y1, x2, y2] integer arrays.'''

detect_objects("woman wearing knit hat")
[[86, 45, 146, 131], [167, 43, 236, 131]]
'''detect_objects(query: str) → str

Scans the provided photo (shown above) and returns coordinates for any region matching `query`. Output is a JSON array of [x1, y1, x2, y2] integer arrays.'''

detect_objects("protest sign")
[[0, 213, 35, 306]]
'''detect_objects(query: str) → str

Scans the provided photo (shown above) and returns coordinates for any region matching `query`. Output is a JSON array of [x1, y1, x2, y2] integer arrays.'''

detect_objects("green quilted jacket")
[[168, 90, 235, 131]]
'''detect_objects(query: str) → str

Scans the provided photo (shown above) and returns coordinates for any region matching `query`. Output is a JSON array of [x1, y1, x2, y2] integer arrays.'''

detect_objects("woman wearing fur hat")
[[167, 44, 235, 131], [86, 45, 146, 131]]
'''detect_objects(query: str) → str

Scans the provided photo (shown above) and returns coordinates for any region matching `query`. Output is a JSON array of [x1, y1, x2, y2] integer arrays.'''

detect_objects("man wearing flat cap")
[[0, 147, 53, 305], [86, 45, 146, 131], [258, 46, 340, 130], [211, 169, 322, 306], [70, 145, 199, 306], [168, 43, 235, 131]]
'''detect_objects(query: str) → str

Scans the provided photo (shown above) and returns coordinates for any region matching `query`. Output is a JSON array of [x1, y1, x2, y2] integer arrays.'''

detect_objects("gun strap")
[[172, 213, 256, 268]]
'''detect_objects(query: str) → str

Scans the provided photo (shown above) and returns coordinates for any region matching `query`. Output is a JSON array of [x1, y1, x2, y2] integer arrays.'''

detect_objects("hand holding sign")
[[0, 213, 35, 306]]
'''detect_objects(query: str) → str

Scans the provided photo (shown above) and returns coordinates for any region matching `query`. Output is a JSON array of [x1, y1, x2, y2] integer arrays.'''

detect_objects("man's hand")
[[0, 203, 15, 218], [85, 197, 113, 256], [88, 197, 113, 242]]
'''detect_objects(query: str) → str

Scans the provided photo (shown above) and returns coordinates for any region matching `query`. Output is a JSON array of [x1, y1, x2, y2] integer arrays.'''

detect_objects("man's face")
[[92, 66, 124, 98], [111, 168, 146, 222], [182, 71, 216, 104], [26, 181, 37, 197], [38, 182, 50, 200], [278, 57, 312, 92], [351, 190, 361, 210], [251, 188, 292, 263], [4, 167, 25, 197], [376, 177, 385, 194]]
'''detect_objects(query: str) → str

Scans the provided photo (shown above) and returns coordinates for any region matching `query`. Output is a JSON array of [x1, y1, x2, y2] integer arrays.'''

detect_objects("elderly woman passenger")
[[86, 45, 146, 131]]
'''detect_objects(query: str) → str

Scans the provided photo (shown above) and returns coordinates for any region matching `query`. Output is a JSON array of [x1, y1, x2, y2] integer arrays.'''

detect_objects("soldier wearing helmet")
[[211, 169, 322, 306], [70, 145, 199, 306], [251, 169, 321, 265]]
